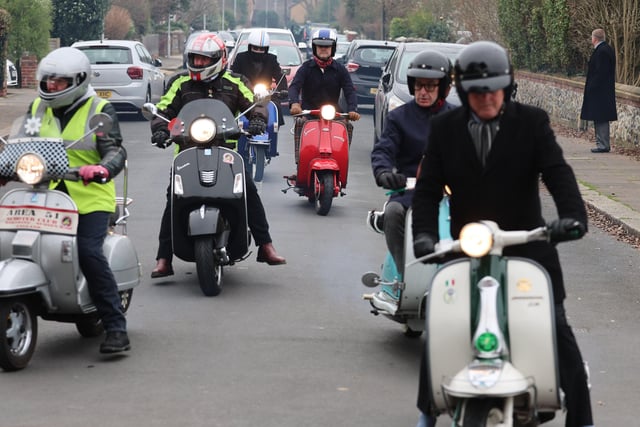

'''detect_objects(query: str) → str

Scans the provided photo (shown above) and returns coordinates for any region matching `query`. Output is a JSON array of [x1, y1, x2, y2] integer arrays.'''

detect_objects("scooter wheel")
[[0, 298, 38, 371]]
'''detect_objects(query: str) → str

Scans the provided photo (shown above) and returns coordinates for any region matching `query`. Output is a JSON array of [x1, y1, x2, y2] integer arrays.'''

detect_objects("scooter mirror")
[[88, 113, 113, 135], [282, 68, 291, 76], [141, 103, 158, 121]]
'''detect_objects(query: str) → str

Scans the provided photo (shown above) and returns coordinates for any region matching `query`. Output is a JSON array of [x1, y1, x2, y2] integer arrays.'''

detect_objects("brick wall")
[[19, 54, 37, 89]]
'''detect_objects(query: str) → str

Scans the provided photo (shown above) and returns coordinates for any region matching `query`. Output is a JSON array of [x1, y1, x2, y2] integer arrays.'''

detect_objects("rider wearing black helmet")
[[412, 41, 593, 427], [369, 49, 457, 274]]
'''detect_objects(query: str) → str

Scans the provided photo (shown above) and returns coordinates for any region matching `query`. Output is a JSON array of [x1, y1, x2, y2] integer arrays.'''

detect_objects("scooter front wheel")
[[252, 144, 267, 182], [0, 298, 38, 371], [461, 398, 505, 427], [314, 171, 334, 216], [194, 237, 223, 297]]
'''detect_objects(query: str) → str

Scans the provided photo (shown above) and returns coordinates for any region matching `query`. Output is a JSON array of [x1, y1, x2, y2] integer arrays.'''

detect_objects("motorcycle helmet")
[[311, 28, 338, 58], [407, 49, 452, 99], [247, 29, 270, 54], [37, 47, 91, 109], [454, 41, 514, 106], [186, 32, 227, 82]]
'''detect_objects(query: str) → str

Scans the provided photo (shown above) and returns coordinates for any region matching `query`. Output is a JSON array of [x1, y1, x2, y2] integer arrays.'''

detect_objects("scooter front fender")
[[309, 159, 340, 173], [0, 258, 49, 297], [188, 206, 223, 237]]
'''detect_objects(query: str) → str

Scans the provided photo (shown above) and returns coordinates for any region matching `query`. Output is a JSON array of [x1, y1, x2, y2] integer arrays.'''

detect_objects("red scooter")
[[282, 105, 350, 216]]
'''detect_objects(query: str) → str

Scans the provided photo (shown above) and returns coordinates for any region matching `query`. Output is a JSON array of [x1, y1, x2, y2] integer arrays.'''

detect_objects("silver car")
[[71, 40, 165, 117]]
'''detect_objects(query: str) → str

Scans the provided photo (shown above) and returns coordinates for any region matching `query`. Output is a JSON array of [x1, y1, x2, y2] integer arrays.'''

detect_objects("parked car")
[[373, 42, 466, 143], [336, 39, 398, 109], [71, 39, 165, 117], [228, 28, 304, 89], [5, 59, 18, 87]]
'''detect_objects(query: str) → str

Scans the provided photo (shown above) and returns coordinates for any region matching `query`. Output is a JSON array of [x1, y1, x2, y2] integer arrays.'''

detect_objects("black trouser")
[[156, 170, 272, 261], [416, 303, 593, 426]]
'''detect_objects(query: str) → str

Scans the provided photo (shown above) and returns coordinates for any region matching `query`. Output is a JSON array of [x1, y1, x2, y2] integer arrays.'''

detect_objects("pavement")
[[2, 55, 639, 239]]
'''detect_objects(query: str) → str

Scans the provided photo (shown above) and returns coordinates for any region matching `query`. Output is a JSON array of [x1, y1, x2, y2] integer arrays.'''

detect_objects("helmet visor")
[[459, 74, 512, 94]]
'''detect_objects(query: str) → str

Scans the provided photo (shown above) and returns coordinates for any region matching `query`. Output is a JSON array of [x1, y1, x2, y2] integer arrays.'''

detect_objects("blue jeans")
[[77, 211, 127, 332]]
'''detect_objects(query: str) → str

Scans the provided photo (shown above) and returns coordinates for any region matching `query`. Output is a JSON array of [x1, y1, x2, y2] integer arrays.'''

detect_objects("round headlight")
[[16, 153, 46, 185], [320, 105, 336, 120], [189, 117, 216, 143], [459, 222, 493, 257], [253, 83, 269, 98]]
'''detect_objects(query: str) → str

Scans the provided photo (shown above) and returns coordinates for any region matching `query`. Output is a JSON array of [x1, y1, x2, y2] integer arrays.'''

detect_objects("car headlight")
[[320, 105, 336, 120], [388, 94, 405, 113], [459, 222, 493, 257], [16, 153, 46, 185], [189, 117, 216, 143]]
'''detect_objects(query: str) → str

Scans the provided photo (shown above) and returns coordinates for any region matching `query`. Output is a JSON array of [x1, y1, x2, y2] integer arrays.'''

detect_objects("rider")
[[369, 49, 457, 274], [17, 47, 130, 354], [288, 28, 360, 166], [411, 41, 593, 427], [150, 32, 286, 278], [231, 28, 288, 127]]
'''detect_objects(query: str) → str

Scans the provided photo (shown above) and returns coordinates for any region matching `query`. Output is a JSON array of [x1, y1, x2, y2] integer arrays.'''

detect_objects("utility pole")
[[167, 14, 171, 57]]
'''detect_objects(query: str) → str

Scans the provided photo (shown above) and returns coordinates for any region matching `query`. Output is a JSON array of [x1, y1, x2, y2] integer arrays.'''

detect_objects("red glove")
[[79, 165, 109, 185]]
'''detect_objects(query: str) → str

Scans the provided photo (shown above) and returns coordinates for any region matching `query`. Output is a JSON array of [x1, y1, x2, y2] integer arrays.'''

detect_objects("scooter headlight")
[[320, 105, 336, 120], [16, 153, 46, 185], [459, 222, 493, 257], [189, 117, 217, 144]]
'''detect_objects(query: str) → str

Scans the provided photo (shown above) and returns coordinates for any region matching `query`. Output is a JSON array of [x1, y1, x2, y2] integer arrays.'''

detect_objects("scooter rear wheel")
[[0, 298, 37, 371], [194, 237, 223, 297]]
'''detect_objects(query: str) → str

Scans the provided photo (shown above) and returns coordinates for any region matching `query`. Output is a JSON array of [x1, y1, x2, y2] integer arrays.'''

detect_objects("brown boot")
[[256, 243, 286, 265], [151, 258, 174, 278]]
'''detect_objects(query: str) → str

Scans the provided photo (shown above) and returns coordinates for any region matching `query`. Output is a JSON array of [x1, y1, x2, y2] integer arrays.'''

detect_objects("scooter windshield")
[[173, 99, 242, 143]]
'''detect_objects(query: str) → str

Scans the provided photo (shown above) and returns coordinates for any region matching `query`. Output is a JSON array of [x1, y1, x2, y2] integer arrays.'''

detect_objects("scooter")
[[0, 113, 140, 371], [282, 104, 350, 216], [143, 99, 253, 297], [237, 72, 290, 188], [410, 221, 575, 425], [362, 184, 452, 337], [238, 97, 279, 185]]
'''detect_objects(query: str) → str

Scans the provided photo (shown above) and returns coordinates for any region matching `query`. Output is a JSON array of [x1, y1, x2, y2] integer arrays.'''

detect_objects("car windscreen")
[[77, 47, 133, 65], [353, 47, 395, 66]]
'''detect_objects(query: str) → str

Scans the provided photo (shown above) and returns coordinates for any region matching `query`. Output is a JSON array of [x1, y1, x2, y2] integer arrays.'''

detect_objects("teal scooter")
[[361, 183, 451, 337]]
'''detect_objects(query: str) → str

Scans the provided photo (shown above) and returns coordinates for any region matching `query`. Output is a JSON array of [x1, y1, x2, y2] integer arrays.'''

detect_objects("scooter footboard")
[[506, 258, 560, 410], [426, 259, 474, 410]]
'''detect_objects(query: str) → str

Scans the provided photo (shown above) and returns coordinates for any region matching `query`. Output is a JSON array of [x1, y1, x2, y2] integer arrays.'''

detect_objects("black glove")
[[248, 117, 267, 136], [413, 233, 437, 260], [278, 90, 289, 100], [548, 218, 586, 243], [151, 129, 171, 149], [377, 172, 407, 190]]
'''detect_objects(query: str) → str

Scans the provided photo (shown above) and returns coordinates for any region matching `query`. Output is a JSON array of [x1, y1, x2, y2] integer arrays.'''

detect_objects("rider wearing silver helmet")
[[369, 49, 457, 273], [29, 47, 129, 354], [231, 29, 288, 126], [412, 41, 593, 427]]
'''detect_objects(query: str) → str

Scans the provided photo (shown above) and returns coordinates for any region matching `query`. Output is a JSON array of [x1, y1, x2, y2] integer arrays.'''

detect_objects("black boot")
[[100, 331, 131, 354]]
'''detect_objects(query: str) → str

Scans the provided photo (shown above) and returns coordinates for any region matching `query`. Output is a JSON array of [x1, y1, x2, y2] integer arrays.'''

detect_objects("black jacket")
[[231, 51, 288, 92], [288, 58, 357, 112], [412, 101, 587, 302], [580, 41, 617, 122]]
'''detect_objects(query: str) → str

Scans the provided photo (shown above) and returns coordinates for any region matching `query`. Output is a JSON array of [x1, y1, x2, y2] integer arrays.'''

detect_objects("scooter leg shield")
[[506, 258, 561, 410]]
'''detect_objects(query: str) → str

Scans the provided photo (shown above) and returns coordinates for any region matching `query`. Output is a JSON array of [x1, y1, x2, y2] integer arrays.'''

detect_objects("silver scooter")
[[0, 113, 141, 371], [414, 220, 579, 425]]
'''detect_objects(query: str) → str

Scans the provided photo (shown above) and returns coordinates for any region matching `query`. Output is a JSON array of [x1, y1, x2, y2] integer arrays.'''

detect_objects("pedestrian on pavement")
[[288, 28, 360, 167], [580, 28, 617, 153], [19, 47, 130, 354], [369, 49, 457, 274], [149, 32, 286, 279], [411, 41, 594, 427]]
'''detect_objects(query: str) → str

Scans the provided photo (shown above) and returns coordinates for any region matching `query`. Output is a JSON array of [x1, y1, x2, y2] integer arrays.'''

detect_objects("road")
[[1, 108, 639, 426]]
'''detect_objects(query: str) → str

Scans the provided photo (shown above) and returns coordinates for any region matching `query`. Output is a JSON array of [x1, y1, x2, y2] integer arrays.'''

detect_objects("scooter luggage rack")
[[111, 160, 133, 235]]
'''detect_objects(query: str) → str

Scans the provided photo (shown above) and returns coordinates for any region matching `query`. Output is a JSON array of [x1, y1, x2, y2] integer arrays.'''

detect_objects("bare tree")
[[449, 0, 503, 43], [105, 5, 134, 39]]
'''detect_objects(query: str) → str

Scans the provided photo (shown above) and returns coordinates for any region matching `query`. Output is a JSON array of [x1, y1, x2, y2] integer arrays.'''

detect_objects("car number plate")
[[96, 90, 112, 99], [369, 87, 378, 95]]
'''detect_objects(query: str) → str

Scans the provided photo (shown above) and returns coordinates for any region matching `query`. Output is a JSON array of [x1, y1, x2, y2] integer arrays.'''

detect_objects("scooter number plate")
[[0, 205, 79, 235]]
